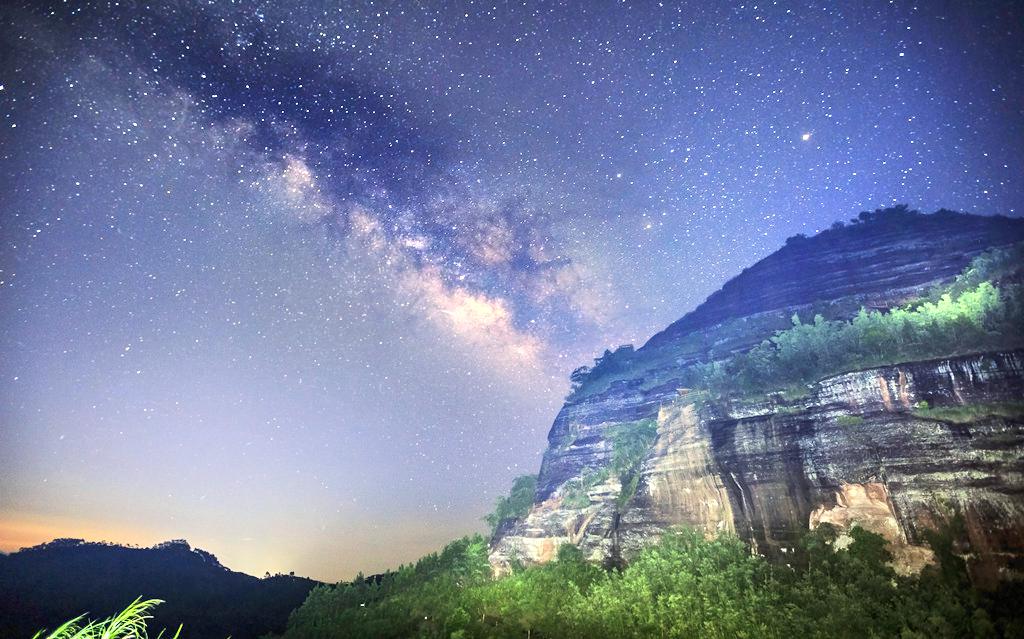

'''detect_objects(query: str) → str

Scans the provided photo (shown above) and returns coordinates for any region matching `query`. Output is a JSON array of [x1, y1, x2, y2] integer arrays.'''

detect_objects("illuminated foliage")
[[484, 475, 538, 534], [273, 526, 1023, 639], [685, 267, 1022, 397]]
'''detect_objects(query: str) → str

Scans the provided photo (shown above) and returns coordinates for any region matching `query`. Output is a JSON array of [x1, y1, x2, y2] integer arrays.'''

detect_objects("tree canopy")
[[272, 525, 1023, 639]]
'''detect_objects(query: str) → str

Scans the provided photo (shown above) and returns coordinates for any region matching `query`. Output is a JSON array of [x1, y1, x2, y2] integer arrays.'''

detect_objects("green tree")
[[485, 475, 538, 534]]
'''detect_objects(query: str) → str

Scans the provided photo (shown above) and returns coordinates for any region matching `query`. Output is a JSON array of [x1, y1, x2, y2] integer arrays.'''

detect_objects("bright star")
[[801, 132, 812, 141]]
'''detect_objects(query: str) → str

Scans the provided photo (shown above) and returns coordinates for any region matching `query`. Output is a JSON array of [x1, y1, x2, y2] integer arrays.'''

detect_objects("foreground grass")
[[33, 598, 180, 639]]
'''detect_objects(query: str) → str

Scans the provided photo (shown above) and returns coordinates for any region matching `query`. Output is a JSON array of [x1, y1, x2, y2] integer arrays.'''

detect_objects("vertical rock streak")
[[490, 351, 1024, 583]]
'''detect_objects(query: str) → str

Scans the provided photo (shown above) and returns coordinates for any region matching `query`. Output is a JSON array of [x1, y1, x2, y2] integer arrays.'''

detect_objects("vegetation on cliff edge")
[[912, 401, 1024, 424], [568, 230, 1023, 404], [684, 243, 1024, 398], [557, 418, 658, 509], [484, 475, 538, 535]]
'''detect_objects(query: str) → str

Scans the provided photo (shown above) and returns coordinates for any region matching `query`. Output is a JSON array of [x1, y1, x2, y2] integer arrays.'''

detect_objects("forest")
[[270, 523, 1022, 638], [1, 539, 316, 639]]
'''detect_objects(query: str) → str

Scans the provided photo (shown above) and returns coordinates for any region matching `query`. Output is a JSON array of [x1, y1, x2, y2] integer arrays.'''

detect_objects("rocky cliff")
[[648, 206, 1024, 348], [489, 209, 1024, 585]]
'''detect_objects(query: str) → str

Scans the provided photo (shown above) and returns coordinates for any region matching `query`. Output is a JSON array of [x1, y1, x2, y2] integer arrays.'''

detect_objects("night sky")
[[1, 0, 1022, 581]]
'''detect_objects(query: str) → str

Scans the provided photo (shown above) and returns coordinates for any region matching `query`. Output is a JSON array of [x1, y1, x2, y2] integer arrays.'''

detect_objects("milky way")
[[1, 1, 1021, 580]]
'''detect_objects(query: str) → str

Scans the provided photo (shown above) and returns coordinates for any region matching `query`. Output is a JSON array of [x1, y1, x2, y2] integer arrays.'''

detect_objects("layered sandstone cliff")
[[493, 351, 1024, 584], [489, 210, 1024, 585]]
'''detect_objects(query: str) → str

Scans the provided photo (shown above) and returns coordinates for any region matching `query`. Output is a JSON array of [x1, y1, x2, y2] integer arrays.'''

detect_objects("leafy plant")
[[606, 419, 658, 476], [606, 419, 658, 506], [33, 598, 181, 639]]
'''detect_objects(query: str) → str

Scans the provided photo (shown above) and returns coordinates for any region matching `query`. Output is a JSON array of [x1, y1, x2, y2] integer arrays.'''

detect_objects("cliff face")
[[493, 351, 1024, 584], [489, 211, 1024, 585]]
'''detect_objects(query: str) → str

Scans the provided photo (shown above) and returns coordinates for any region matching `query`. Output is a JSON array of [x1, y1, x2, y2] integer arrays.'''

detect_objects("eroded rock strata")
[[490, 212, 1024, 585], [492, 351, 1024, 584]]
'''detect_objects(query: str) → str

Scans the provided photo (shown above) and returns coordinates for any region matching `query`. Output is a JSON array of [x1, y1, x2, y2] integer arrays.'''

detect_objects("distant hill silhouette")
[[0, 538, 320, 639]]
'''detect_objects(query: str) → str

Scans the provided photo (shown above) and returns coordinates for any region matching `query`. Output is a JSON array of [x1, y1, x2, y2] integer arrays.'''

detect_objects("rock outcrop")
[[493, 351, 1024, 584], [490, 210, 1024, 585], [647, 207, 1024, 348]]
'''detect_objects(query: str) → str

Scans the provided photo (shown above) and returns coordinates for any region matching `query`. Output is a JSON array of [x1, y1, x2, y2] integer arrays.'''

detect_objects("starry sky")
[[1, 0, 1022, 581]]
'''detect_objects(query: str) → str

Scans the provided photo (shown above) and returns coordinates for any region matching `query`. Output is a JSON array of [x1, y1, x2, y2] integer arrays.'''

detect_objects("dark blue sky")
[[1, 0, 1021, 580]]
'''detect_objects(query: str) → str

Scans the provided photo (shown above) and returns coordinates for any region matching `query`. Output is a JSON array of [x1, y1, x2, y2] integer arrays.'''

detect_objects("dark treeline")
[[0, 539, 318, 639]]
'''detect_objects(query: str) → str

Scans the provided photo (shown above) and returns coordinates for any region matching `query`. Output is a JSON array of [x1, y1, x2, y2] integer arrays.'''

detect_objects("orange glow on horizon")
[[0, 510, 306, 580], [0, 511, 160, 554], [0, 509, 484, 582]]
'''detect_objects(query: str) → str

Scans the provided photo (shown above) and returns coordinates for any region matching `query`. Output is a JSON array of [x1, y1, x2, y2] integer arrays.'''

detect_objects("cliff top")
[[644, 206, 1024, 350]]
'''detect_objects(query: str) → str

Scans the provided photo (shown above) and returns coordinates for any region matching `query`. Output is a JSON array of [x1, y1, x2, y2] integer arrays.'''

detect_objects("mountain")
[[489, 207, 1024, 587], [0, 538, 320, 639]]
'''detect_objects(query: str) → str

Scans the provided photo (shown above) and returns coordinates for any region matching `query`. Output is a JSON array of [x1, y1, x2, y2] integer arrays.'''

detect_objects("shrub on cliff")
[[558, 418, 658, 509], [934, 243, 1024, 300], [684, 244, 1023, 398], [484, 475, 538, 535], [564, 344, 640, 401]]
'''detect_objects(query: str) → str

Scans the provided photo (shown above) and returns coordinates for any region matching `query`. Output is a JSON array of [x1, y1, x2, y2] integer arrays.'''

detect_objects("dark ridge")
[[0, 538, 321, 639], [643, 207, 1024, 350]]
